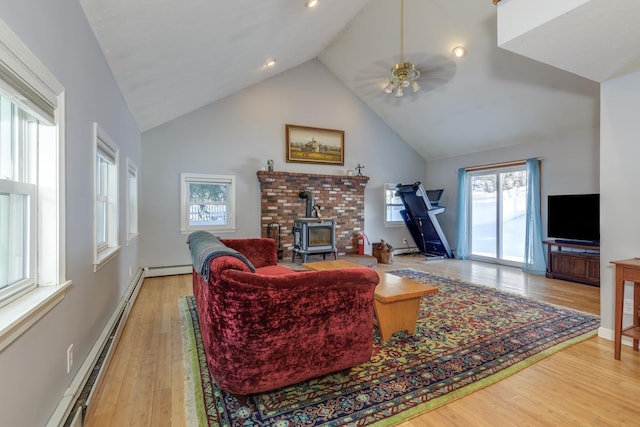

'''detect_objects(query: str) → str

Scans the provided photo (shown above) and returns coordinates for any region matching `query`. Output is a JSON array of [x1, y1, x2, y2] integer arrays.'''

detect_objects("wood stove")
[[292, 190, 337, 263], [292, 218, 337, 263]]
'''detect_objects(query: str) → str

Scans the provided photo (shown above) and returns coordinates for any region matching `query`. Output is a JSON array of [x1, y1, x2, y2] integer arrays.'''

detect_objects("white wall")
[[140, 59, 426, 267], [497, 0, 590, 45], [0, 2, 140, 426], [425, 127, 600, 255], [600, 71, 640, 335]]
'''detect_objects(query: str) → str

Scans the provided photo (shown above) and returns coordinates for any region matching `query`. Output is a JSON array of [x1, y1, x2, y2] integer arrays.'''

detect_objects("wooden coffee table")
[[304, 260, 438, 340]]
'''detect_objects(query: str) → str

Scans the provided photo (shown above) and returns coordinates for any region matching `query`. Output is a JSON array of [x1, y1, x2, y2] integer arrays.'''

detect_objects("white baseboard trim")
[[599, 326, 613, 341], [47, 267, 145, 427], [143, 265, 191, 277], [598, 326, 637, 347]]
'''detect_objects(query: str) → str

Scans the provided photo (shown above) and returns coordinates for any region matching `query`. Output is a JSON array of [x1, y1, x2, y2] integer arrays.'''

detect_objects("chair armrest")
[[208, 256, 253, 282]]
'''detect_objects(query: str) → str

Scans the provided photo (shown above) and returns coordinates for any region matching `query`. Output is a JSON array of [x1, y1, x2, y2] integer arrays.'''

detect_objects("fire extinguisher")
[[358, 233, 366, 255]]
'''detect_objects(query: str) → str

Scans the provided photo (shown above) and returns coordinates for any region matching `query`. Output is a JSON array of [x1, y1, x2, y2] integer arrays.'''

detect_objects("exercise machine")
[[395, 182, 453, 258]]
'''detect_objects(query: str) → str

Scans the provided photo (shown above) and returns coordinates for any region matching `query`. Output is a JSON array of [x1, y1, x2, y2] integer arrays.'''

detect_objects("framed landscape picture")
[[285, 124, 345, 165]]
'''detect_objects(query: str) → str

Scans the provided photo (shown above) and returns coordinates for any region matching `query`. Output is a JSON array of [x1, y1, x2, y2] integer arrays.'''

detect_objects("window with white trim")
[[180, 173, 236, 233], [0, 97, 38, 304], [127, 158, 138, 242], [93, 123, 119, 270], [0, 17, 65, 317], [384, 183, 404, 226]]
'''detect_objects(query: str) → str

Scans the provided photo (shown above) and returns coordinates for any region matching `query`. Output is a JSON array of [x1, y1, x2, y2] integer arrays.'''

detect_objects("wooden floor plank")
[[83, 256, 640, 427]]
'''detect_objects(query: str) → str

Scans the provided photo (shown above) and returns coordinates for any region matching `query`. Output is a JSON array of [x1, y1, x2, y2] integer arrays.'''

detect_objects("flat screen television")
[[547, 193, 600, 244]]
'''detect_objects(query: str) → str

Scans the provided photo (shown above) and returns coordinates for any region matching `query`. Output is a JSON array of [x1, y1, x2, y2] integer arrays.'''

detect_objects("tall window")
[[93, 123, 119, 270], [0, 97, 38, 302], [180, 173, 236, 233], [384, 183, 404, 226], [468, 165, 527, 266], [127, 159, 138, 242], [0, 17, 64, 315]]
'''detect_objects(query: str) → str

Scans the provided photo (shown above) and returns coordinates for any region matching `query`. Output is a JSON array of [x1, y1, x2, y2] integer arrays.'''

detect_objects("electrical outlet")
[[624, 299, 634, 315], [67, 344, 73, 374], [402, 238, 408, 244]]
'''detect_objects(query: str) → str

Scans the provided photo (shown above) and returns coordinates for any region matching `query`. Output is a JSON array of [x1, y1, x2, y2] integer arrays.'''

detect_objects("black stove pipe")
[[299, 190, 314, 217]]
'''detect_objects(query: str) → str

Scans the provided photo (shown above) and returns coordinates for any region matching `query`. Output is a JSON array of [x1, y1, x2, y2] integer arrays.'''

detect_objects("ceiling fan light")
[[395, 88, 404, 97], [411, 81, 420, 92], [384, 82, 394, 93], [401, 79, 410, 88], [306, 0, 318, 8]]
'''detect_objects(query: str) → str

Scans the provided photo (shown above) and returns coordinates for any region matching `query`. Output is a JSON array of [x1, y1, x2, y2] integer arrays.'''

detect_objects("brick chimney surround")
[[257, 171, 369, 259]]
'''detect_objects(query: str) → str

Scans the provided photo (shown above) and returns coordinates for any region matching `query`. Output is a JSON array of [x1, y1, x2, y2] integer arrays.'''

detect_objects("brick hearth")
[[257, 171, 369, 258]]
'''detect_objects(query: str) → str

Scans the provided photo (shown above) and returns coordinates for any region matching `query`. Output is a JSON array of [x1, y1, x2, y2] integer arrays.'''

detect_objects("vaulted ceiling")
[[79, 0, 603, 160]]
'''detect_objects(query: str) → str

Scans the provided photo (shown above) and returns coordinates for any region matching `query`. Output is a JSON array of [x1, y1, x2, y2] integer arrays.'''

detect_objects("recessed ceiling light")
[[452, 46, 467, 58], [265, 59, 277, 68], [306, 0, 319, 8]]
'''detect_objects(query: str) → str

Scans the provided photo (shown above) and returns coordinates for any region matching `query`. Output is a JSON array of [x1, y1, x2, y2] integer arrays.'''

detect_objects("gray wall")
[[600, 71, 640, 337], [140, 59, 426, 267], [425, 127, 600, 250], [0, 2, 140, 426]]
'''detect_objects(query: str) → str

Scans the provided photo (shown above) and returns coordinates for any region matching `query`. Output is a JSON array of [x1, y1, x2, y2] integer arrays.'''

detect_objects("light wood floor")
[[84, 256, 640, 427]]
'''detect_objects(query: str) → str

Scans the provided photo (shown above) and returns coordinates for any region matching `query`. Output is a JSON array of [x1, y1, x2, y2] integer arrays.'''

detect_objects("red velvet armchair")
[[190, 237, 379, 395]]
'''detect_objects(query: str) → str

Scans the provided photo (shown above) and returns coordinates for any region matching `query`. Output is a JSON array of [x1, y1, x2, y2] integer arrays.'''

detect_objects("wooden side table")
[[610, 258, 640, 360]]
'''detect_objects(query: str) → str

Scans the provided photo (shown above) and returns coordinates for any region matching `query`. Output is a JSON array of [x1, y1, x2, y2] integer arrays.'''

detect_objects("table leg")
[[634, 282, 640, 352], [374, 298, 422, 341], [614, 268, 624, 360]]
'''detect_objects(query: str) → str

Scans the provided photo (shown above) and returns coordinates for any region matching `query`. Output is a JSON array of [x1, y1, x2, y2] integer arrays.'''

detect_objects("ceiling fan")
[[386, 0, 421, 96], [353, 0, 457, 101]]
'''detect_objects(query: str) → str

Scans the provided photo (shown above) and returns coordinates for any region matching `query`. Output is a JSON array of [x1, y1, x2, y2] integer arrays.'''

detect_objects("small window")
[[127, 159, 138, 242], [384, 183, 404, 226], [93, 123, 119, 270], [180, 173, 236, 233]]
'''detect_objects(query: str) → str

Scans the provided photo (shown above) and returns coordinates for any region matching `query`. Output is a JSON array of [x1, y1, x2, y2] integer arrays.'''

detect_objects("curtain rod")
[[465, 158, 542, 172]]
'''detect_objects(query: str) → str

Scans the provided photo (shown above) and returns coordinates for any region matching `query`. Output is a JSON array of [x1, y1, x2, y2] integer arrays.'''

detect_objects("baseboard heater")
[[144, 264, 191, 277], [47, 267, 145, 427], [394, 247, 420, 255]]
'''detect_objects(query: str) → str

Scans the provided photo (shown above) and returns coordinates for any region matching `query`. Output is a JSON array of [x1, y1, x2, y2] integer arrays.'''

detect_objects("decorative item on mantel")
[[267, 159, 274, 172], [356, 163, 365, 176]]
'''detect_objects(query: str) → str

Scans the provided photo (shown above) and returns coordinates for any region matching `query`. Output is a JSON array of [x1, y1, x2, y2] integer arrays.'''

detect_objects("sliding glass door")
[[469, 166, 527, 266]]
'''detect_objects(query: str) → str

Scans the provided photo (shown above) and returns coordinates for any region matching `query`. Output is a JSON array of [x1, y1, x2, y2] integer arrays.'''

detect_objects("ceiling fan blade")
[[418, 55, 457, 92], [352, 60, 393, 100]]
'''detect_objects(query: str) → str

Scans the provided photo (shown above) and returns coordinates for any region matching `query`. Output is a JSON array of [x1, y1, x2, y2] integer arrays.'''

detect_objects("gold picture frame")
[[285, 124, 345, 165]]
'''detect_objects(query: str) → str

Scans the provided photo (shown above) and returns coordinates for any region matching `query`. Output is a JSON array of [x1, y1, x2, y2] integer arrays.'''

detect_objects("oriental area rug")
[[180, 269, 599, 427]]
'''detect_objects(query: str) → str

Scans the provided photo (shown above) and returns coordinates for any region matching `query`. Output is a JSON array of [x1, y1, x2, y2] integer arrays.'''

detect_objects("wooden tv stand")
[[544, 240, 600, 286]]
